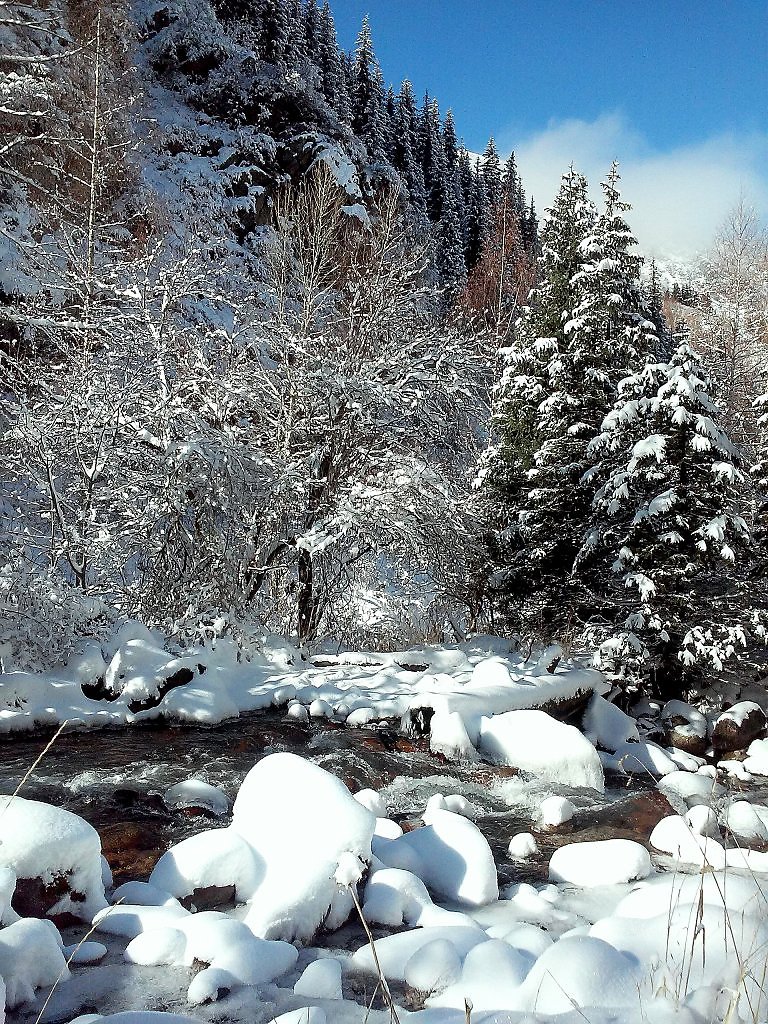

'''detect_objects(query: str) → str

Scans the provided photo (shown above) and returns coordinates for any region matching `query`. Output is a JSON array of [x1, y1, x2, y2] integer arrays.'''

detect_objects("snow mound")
[[0, 796, 107, 920], [721, 800, 768, 843], [294, 957, 343, 1000], [373, 808, 498, 907], [601, 739, 678, 777], [404, 938, 461, 994], [149, 828, 261, 904], [582, 694, 639, 750], [650, 815, 726, 868], [516, 935, 643, 1015], [657, 770, 724, 810], [162, 780, 228, 816], [549, 839, 651, 886], [233, 752, 375, 942], [539, 796, 575, 826], [478, 709, 605, 792], [508, 833, 539, 860], [124, 911, 298, 1005], [350, 926, 486, 982], [0, 918, 68, 1009], [427, 938, 530, 1011]]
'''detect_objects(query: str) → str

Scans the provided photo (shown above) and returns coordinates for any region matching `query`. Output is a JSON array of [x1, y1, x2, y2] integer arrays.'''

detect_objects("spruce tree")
[[480, 167, 597, 631], [480, 136, 502, 236], [393, 80, 427, 221], [318, 2, 350, 122], [351, 15, 387, 161], [585, 342, 750, 686]]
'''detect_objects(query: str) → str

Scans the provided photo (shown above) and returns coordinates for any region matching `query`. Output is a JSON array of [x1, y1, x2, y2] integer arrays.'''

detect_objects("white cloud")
[[501, 113, 768, 262]]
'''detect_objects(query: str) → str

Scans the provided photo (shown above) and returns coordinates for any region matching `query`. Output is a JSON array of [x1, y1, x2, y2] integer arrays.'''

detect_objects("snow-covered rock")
[[548, 839, 651, 886], [294, 957, 343, 1000], [372, 808, 498, 907], [601, 739, 678, 777], [429, 710, 477, 760], [721, 800, 768, 844], [539, 796, 575, 827], [582, 694, 639, 751], [712, 701, 766, 753], [427, 938, 530, 1010], [149, 828, 261, 904], [162, 780, 228, 816], [478, 709, 605, 792], [650, 815, 726, 868], [0, 918, 68, 1009], [661, 699, 708, 755], [508, 833, 539, 860], [350, 926, 486, 982], [657, 770, 724, 811], [233, 752, 375, 942], [0, 796, 107, 921], [404, 938, 461, 994], [516, 935, 643, 1015], [124, 911, 298, 1005]]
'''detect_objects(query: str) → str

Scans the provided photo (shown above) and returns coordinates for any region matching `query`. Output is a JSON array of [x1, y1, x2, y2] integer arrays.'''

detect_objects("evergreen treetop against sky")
[[330, 0, 768, 259]]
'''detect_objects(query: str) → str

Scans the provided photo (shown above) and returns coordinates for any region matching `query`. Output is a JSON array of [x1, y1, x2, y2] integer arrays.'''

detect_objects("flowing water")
[[0, 712, 661, 890]]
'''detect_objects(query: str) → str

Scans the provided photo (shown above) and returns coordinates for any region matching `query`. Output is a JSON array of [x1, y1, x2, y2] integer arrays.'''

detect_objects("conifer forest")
[[1, 4, 768, 1023]]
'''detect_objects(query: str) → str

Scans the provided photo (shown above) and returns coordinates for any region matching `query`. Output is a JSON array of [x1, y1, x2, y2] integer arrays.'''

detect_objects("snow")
[[148, 828, 261, 903], [10, 637, 768, 1023], [0, 918, 67, 1009], [478, 709, 605, 792], [539, 795, 575, 826], [125, 913, 298, 1005], [507, 832, 539, 860], [516, 935, 643, 1015], [162, 781, 228, 816], [649, 814, 726, 868], [293, 957, 343, 1000], [233, 752, 375, 942], [350, 926, 486, 982], [582, 693, 639, 750], [372, 808, 498, 907], [601, 738, 678, 777], [0, 635, 608, 744], [403, 938, 461, 993], [721, 799, 768, 843], [0, 796, 107, 920], [743, 737, 768, 775], [427, 938, 530, 1011], [548, 839, 651, 886]]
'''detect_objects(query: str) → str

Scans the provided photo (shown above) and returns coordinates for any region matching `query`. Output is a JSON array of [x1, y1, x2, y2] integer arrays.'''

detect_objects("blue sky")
[[330, 0, 768, 259]]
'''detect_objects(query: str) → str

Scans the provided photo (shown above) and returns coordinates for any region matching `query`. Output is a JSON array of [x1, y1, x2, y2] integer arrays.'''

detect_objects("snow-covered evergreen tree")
[[585, 342, 751, 685], [479, 168, 596, 630], [351, 16, 387, 162]]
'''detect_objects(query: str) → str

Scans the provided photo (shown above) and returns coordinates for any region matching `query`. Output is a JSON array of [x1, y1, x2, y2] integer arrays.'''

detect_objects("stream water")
[[0, 711, 663, 892]]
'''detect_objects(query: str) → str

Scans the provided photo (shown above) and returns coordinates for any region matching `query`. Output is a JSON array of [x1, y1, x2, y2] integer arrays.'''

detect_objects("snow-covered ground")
[[3, 631, 768, 1023]]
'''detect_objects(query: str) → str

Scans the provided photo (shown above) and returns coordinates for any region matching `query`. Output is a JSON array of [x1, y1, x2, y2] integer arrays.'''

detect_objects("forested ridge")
[[1, 0, 767, 697]]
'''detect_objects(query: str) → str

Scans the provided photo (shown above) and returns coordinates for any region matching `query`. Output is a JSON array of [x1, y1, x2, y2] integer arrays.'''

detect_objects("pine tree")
[[585, 342, 750, 686]]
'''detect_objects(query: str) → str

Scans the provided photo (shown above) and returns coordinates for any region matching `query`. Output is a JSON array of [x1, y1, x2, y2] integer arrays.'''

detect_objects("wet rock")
[[179, 884, 236, 911], [98, 821, 167, 886], [12, 873, 86, 929], [113, 787, 168, 815], [712, 703, 766, 754], [80, 676, 118, 702]]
